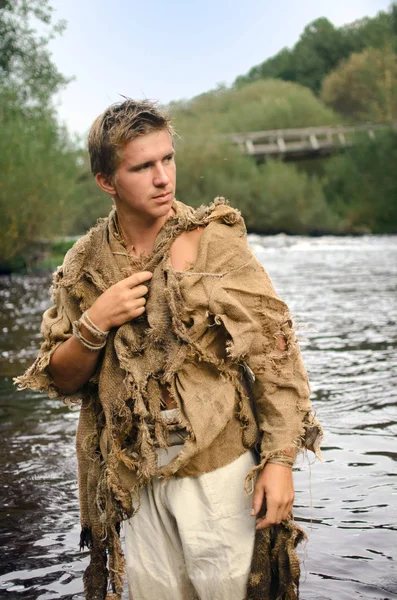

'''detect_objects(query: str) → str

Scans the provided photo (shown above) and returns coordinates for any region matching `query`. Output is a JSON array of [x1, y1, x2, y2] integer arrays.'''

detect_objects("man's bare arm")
[[48, 271, 152, 394], [48, 333, 103, 395]]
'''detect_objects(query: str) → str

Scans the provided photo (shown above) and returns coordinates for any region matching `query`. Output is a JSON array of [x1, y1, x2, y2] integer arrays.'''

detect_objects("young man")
[[15, 100, 323, 600]]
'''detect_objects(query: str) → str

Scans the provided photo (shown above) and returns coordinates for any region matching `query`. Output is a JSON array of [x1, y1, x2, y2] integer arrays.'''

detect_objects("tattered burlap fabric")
[[15, 198, 323, 599]]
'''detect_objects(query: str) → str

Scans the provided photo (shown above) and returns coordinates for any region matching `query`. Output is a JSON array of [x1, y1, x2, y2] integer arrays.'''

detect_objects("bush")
[[323, 131, 397, 232], [245, 160, 339, 234], [0, 98, 80, 269], [321, 45, 397, 122], [170, 79, 340, 137], [171, 79, 341, 234], [175, 139, 339, 234]]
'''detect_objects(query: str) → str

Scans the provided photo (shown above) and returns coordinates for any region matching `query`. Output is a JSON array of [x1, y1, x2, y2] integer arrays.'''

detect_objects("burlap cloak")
[[15, 198, 323, 599]]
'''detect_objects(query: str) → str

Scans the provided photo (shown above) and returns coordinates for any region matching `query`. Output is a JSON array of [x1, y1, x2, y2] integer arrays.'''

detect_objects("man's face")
[[100, 128, 176, 220]]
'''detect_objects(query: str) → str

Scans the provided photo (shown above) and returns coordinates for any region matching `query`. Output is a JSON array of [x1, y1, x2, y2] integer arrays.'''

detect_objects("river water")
[[0, 234, 396, 600]]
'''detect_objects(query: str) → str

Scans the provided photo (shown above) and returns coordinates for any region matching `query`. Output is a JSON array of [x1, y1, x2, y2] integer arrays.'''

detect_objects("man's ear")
[[95, 172, 117, 196]]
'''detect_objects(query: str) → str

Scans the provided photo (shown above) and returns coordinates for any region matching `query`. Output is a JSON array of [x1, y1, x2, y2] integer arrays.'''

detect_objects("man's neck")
[[115, 204, 175, 257]]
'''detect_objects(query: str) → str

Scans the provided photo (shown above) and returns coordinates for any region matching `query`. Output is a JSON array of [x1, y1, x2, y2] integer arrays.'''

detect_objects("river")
[[1, 234, 396, 600]]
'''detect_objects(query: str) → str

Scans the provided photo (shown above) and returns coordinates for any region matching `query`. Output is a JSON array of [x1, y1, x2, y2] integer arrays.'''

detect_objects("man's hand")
[[251, 463, 294, 529], [88, 271, 153, 332], [48, 271, 153, 394]]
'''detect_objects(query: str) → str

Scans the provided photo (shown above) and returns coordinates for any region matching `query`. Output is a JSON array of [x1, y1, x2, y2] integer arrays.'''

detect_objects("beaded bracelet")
[[72, 319, 107, 352]]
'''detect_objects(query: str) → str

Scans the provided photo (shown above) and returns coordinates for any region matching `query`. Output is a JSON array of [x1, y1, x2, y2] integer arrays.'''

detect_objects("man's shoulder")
[[173, 198, 251, 275], [200, 199, 248, 252], [176, 197, 246, 237], [195, 197, 246, 230]]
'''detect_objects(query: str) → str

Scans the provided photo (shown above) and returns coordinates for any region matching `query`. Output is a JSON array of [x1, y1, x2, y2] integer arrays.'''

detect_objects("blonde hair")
[[88, 99, 174, 177]]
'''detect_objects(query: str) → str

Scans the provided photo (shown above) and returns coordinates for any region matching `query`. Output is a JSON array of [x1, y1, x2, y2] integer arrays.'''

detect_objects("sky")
[[46, 0, 392, 136]]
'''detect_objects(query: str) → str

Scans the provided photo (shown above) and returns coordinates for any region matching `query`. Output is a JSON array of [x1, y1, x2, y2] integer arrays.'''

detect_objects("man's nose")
[[153, 163, 170, 187]]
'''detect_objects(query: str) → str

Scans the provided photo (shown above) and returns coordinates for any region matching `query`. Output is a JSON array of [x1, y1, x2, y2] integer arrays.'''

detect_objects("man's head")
[[88, 99, 174, 180], [88, 99, 177, 221]]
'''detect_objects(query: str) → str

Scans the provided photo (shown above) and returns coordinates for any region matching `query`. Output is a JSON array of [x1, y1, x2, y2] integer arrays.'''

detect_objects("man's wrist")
[[86, 307, 110, 333], [79, 322, 104, 346], [72, 318, 107, 352], [266, 458, 294, 469], [266, 450, 296, 468]]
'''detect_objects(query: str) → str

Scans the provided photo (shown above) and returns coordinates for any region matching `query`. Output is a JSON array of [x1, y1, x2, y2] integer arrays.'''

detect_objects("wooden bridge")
[[225, 121, 397, 161]]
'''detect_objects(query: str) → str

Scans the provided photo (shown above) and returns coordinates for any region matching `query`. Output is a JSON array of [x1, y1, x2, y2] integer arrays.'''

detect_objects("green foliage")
[[243, 161, 338, 234], [0, 99, 80, 267], [175, 140, 338, 235], [343, 10, 396, 53], [175, 140, 259, 207], [0, 0, 97, 271], [235, 5, 397, 95], [67, 152, 113, 234], [171, 79, 340, 136], [236, 48, 295, 85], [236, 17, 346, 92], [0, 0, 70, 110], [291, 19, 354, 93], [321, 45, 397, 122], [0, 94, 111, 269], [170, 79, 341, 234], [323, 131, 397, 233], [36, 237, 77, 271]]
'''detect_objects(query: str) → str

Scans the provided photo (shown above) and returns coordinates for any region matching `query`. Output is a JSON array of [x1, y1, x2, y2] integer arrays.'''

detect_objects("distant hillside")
[[170, 78, 340, 138], [234, 6, 397, 95]]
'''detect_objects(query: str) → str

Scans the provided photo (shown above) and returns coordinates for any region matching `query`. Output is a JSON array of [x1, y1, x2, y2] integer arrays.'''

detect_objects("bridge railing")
[[223, 121, 397, 159]]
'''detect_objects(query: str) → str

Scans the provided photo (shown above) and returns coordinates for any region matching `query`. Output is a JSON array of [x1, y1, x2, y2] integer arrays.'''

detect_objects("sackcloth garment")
[[124, 408, 257, 600], [15, 197, 323, 600]]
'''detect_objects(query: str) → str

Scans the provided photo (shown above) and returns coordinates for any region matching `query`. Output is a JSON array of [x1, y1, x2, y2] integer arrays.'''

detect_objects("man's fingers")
[[256, 501, 279, 529], [255, 516, 271, 530], [130, 297, 146, 311], [132, 305, 146, 318], [129, 284, 149, 299], [251, 486, 265, 517], [256, 511, 279, 530], [124, 271, 153, 287], [255, 502, 293, 529]]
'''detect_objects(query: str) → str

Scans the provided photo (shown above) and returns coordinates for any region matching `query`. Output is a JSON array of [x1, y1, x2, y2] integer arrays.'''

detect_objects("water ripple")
[[1, 234, 397, 599]]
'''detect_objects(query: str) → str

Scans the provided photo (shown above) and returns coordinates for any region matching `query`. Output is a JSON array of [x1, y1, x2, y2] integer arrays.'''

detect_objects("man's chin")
[[155, 195, 175, 212], [147, 198, 175, 221]]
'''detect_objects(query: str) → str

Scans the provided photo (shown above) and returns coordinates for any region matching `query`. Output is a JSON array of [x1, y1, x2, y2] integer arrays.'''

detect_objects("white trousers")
[[124, 447, 257, 600]]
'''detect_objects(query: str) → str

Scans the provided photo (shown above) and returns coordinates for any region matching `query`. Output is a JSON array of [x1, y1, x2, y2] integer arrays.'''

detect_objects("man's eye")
[[164, 155, 174, 163]]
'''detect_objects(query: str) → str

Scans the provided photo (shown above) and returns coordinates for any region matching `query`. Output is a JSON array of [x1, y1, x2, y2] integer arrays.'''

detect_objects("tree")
[[0, 0, 81, 271], [0, 0, 70, 111], [172, 78, 339, 136], [235, 48, 295, 87], [321, 46, 397, 122], [324, 131, 397, 233], [234, 5, 397, 95], [342, 9, 395, 55], [290, 18, 353, 94]]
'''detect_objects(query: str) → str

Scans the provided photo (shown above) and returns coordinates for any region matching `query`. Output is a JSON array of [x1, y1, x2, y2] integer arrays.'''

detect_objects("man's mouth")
[[153, 191, 172, 201]]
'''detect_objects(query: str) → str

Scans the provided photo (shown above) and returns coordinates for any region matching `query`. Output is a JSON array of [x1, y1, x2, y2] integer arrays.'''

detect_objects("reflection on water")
[[1, 234, 397, 599]]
